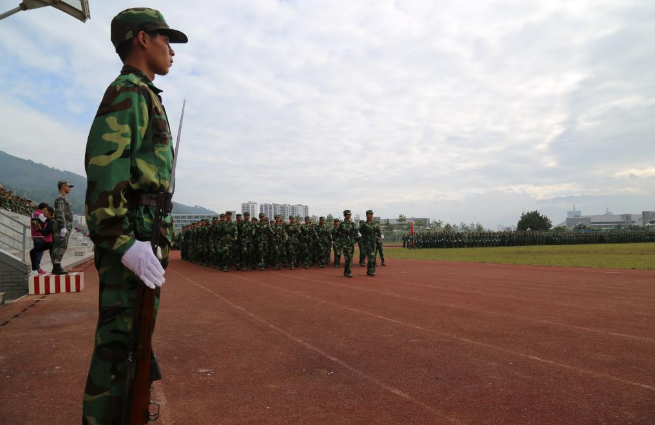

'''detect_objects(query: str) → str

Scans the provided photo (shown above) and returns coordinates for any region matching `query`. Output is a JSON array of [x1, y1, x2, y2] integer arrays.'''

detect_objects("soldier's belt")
[[128, 193, 173, 214]]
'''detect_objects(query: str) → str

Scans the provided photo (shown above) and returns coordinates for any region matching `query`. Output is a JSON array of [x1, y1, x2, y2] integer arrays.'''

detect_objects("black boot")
[[52, 264, 68, 275]]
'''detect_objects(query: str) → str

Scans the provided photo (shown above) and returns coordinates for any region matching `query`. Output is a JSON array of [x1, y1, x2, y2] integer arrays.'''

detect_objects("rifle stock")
[[122, 189, 166, 424]]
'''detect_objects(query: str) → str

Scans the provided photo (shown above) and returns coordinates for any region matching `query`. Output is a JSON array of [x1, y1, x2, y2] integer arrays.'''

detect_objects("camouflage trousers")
[[51, 228, 71, 264], [258, 240, 269, 268], [82, 244, 169, 425], [343, 243, 354, 276], [333, 242, 343, 266], [375, 241, 385, 264], [363, 239, 376, 274], [286, 241, 298, 268]]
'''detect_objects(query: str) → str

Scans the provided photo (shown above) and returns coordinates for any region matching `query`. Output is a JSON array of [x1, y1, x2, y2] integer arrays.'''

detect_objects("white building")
[[171, 213, 220, 233], [241, 201, 258, 217]]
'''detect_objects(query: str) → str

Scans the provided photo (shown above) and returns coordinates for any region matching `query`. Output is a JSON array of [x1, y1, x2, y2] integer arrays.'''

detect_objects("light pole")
[[1, 0, 90, 22]]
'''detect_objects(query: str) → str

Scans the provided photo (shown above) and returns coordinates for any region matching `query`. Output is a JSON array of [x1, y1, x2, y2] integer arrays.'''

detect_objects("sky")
[[0, 0, 653, 229]]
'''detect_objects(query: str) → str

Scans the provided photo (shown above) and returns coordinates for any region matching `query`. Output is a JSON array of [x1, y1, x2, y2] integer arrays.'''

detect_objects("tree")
[[384, 219, 394, 233], [443, 223, 453, 232], [475, 222, 485, 232], [431, 219, 443, 231], [517, 210, 552, 231]]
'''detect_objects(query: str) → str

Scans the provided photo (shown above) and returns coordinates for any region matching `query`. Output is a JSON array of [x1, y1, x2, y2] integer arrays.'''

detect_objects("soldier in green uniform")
[[52, 179, 74, 275], [83, 8, 187, 425], [221, 211, 238, 272], [300, 216, 318, 268], [286, 216, 300, 269], [359, 210, 377, 276], [272, 214, 288, 270], [316, 216, 331, 268], [375, 221, 386, 266], [332, 218, 342, 267], [256, 213, 271, 270], [239, 212, 252, 270], [336, 210, 358, 277]]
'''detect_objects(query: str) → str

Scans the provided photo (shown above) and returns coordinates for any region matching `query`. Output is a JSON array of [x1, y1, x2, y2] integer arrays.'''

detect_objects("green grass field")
[[378, 243, 655, 270]]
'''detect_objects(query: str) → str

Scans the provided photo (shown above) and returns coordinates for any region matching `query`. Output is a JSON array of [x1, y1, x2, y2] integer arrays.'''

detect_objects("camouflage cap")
[[220, 213, 226, 217], [334, 218, 340, 223], [244, 211, 250, 216], [274, 214, 281, 219], [366, 210, 374, 215], [236, 213, 242, 217], [343, 209, 351, 216], [226, 211, 232, 215], [305, 216, 311, 221], [319, 216, 325, 220], [58, 180, 74, 189], [289, 216, 296, 220], [259, 213, 265, 217], [111, 8, 188, 51]]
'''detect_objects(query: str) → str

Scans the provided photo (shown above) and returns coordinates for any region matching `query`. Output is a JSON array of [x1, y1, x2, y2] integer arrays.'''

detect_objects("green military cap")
[[244, 211, 250, 216], [305, 216, 311, 220], [236, 213, 242, 217], [334, 218, 340, 223], [111, 8, 188, 51], [226, 211, 232, 215], [220, 213, 225, 217], [259, 213, 265, 217], [57, 180, 74, 189], [343, 209, 351, 216], [319, 216, 325, 220], [289, 216, 296, 220], [274, 214, 281, 218], [366, 210, 374, 215]]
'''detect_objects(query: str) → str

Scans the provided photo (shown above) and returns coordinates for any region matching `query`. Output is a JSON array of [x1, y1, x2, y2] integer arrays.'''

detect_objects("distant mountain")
[[0, 151, 216, 215]]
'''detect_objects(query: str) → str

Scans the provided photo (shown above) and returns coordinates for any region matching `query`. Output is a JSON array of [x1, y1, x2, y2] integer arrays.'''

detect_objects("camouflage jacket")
[[359, 221, 377, 245], [85, 66, 174, 255], [337, 220, 358, 246], [316, 224, 331, 243], [286, 224, 300, 243], [54, 193, 73, 230], [300, 224, 318, 243]]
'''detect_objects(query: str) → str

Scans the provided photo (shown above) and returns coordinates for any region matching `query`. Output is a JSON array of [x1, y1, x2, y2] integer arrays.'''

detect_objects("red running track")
[[0, 252, 654, 424]]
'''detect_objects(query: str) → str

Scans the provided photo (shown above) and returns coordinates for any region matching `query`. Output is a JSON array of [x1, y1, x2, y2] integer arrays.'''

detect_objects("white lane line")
[[376, 273, 655, 317], [271, 273, 655, 393], [172, 270, 465, 425]]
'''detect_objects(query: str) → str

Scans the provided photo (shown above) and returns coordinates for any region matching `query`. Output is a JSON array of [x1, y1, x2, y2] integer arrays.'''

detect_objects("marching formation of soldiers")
[[178, 209, 386, 277], [403, 229, 655, 248]]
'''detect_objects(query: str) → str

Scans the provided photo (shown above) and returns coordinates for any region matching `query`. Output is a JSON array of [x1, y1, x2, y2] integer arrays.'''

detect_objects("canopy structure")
[[1, 0, 90, 22]]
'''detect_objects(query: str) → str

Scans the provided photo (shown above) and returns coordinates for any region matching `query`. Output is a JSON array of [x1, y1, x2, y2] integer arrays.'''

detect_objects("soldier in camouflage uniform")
[[300, 216, 318, 268], [51, 179, 74, 274], [221, 211, 238, 272], [82, 8, 187, 425], [256, 213, 271, 270], [375, 221, 386, 266], [271, 214, 288, 270], [359, 210, 378, 276], [336, 210, 358, 278], [239, 212, 252, 270], [332, 218, 343, 267], [315, 216, 331, 268], [286, 216, 300, 269]]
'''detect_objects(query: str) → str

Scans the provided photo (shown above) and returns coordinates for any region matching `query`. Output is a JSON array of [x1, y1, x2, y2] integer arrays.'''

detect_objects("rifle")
[[122, 100, 186, 424]]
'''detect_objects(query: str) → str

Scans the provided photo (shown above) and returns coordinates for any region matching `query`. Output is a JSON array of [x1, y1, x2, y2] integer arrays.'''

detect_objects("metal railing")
[[0, 209, 30, 262]]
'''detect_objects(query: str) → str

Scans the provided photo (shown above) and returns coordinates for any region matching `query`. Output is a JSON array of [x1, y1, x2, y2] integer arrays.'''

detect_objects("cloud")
[[0, 0, 653, 229]]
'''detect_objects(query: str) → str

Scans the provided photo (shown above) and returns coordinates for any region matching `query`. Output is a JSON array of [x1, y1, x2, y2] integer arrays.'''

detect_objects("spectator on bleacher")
[[52, 180, 74, 275], [0, 186, 36, 216], [30, 206, 55, 275], [30, 202, 50, 275]]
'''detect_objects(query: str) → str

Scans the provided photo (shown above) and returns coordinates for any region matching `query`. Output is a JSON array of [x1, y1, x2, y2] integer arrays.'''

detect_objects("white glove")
[[38, 214, 46, 223], [60, 228, 67, 237], [121, 240, 165, 289]]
